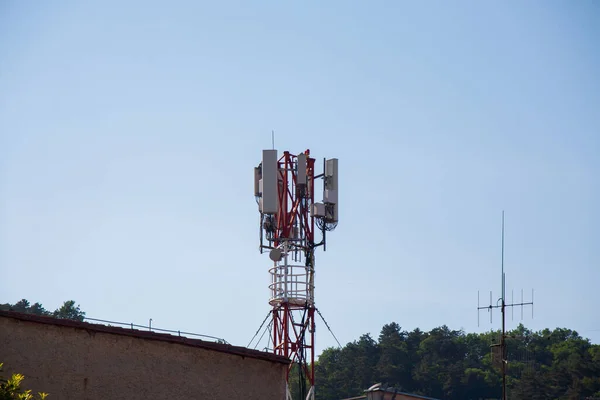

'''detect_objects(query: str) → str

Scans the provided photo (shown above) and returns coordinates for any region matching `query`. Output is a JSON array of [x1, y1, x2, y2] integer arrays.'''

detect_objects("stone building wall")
[[0, 311, 288, 400]]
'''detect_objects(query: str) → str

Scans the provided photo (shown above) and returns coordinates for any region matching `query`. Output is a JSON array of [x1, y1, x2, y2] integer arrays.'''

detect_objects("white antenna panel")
[[324, 158, 338, 203], [260, 149, 278, 214], [297, 153, 307, 186], [253, 167, 261, 197], [324, 158, 338, 222]]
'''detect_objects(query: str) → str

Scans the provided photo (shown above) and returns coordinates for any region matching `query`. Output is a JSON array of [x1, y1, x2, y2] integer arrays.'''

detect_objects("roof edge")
[[0, 310, 289, 365]]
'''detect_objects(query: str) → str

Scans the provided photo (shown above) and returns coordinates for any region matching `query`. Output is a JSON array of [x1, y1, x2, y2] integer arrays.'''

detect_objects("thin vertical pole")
[[474, 211, 535, 400], [502, 211, 505, 302], [490, 291, 493, 323], [501, 211, 507, 400], [310, 307, 316, 398]]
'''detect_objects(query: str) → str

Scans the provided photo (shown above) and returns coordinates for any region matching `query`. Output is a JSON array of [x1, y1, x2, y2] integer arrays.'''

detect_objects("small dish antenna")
[[269, 248, 283, 262]]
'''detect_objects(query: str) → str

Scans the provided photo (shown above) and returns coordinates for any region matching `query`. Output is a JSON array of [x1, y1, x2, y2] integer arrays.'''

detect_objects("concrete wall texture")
[[0, 311, 288, 400]]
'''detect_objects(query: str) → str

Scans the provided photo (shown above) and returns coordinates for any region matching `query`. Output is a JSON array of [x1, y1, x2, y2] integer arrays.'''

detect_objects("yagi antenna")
[[475, 211, 535, 400], [477, 288, 534, 327]]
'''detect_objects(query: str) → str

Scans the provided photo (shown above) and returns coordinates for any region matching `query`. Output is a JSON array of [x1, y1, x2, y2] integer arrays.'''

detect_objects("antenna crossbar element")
[[477, 289, 534, 326]]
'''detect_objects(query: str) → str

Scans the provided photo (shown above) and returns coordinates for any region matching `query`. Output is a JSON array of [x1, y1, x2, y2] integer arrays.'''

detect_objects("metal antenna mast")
[[477, 211, 534, 400]]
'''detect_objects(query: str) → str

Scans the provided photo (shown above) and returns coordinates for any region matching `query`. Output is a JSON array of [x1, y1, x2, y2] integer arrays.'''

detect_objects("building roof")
[[341, 393, 440, 400], [367, 383, 441, 400], [0, 310, 290, 365], [341, 383, 441, 400], [341, 395, 440, 400], [381, 392, 440, 400]]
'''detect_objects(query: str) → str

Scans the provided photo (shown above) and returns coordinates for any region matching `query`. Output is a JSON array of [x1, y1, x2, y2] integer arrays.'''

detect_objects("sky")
[[1, 1, 599, 356]]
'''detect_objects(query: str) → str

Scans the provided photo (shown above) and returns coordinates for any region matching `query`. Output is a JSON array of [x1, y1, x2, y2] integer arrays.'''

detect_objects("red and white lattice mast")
[[254, 149, 338, 400]]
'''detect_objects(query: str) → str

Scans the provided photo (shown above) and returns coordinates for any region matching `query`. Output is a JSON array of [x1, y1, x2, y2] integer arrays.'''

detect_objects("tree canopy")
[[0, 300, 85, 322], [314, 323, 600, 400]]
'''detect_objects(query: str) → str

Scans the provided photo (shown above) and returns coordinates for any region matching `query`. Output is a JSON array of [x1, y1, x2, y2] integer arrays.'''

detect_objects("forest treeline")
[[3, 300, 599, 399], [312, 323, 600, 400], [0, 299, 85, 321]]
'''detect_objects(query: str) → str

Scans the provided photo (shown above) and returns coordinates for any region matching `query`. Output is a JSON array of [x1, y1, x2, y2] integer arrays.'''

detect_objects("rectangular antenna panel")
[[254, 167, 261, 197], [260, 149, 278, 214], [324, 189, 338, 204], [297, 153, 307, 186], [324, 158, 338, 203], [326, 203, 338, 223], [324, 158, 338, 222]]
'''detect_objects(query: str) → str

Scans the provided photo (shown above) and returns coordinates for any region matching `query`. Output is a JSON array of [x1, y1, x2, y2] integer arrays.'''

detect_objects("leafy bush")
[[0, 363, 48, 400]]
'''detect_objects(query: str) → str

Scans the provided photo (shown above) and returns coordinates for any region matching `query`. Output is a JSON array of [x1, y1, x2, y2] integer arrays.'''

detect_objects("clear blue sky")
[[1, 1, 599, 355]]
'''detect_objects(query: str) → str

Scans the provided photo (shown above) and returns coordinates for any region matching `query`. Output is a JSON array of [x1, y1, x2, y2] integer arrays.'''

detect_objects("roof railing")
[[83, 316, 229, 344]]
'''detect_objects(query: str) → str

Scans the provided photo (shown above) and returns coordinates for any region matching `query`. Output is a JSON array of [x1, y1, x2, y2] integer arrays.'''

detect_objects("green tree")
[[316, 334, 379, 399], [348, 334, 379, 394], [52, 301, 85, 321], [0, 300, 57, 318], [11, 300, 30, 313], [376, 323, 409, 391], [413, 325, 467, 399], [27, 303, 49, 316], [0, 363, 48, 400], [315, 348, 343, 400], [313, 323, 600, 400]]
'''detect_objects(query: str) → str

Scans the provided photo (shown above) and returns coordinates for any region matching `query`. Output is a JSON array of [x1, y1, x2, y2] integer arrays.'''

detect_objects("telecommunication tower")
[[254, 149, 338, 400], [477, 212, 534, 400]]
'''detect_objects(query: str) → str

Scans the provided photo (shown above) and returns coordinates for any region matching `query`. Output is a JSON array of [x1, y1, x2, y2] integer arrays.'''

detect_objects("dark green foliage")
[[1, 299, 84, 321], [28, 303, 51, 317], [52, 300, 85, 322], [315, 323, 600, 400], [377, 323, 410, 392], [11, 300, 30, 313]]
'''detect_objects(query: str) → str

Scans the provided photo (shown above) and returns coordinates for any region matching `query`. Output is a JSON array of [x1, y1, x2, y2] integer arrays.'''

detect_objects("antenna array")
[[477, 288, 534, 326], [476, 211, 535, 400], [253, 148, 339, 400]]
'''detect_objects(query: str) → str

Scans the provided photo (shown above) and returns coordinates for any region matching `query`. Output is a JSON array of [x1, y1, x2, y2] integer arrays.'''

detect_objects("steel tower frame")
[[255, 149, 337, 400]]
